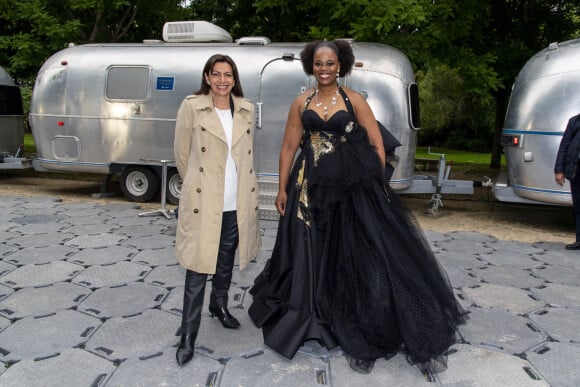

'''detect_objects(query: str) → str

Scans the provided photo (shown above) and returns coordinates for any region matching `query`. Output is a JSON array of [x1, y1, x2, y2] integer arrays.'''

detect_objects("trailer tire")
[[120, 166, 160, 203], [167, 169, 181, 205]]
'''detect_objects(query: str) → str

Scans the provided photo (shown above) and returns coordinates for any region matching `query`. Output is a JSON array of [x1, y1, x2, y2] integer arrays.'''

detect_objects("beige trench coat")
[[174, 94, 261, 274]]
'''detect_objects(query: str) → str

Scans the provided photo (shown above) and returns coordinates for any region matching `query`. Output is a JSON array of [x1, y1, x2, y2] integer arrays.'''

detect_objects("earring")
[[336, 72, 340, 78]]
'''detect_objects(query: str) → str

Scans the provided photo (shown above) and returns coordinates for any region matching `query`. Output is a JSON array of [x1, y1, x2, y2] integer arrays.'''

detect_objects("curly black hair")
[[300, 40, 355, 78]]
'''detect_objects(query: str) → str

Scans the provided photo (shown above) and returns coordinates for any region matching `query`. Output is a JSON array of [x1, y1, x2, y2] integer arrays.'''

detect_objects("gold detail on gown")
[[295, 159, 311, 227], [310, 132, 335, 166]]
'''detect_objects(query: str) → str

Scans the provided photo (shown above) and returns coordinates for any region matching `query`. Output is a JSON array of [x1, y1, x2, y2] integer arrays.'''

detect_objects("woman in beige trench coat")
[[174, 54, 261, 366]]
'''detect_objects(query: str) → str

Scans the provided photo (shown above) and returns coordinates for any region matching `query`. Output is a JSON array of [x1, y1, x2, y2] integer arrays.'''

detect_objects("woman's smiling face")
[[206, 61, 234, 97], [313, 47, 339, 86]]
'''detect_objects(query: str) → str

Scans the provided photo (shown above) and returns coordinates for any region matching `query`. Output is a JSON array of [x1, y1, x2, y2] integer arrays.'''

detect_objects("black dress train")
[[249, 88, 466, 372]]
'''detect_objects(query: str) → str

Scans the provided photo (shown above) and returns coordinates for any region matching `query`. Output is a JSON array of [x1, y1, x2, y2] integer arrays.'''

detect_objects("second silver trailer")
[[495, 37, 580, 206]]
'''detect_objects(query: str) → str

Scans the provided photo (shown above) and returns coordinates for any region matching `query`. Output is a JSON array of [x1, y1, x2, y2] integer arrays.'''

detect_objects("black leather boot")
[[209, 211, 240, 329], [176, 270, 207, 366]]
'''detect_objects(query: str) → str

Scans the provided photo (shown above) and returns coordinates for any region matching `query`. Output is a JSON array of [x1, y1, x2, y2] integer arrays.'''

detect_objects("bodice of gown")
[[301, 109, 354, 136]]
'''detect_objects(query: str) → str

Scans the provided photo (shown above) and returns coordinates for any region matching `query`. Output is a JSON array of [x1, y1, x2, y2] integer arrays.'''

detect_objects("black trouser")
[[180, 211, 239, 333], [571, 169, 580, 242]]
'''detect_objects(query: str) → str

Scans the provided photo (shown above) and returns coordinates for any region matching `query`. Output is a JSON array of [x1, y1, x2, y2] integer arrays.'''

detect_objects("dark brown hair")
[[300, 40, 355, 77], [194, 54, 244, 97]]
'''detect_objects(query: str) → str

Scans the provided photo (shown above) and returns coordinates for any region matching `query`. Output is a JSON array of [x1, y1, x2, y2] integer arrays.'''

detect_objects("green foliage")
[[2, 0, 580, 162], [0, 0, 189, 79], [417, 64, 494, 151]]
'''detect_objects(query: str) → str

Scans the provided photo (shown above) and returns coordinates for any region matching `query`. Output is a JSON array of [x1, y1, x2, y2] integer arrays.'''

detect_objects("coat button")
[[248, 149, 252, 154], [201, 147, 206, 152], [199, 167, 204, 172], [194, 209, 199, 214], [251, 187, 255, 192], [247, 129, 250, 134], [250, 168, 253, 173], [201, 127, 206, 131], [255, 206, 259, 211], [196, 188, 201, 193]]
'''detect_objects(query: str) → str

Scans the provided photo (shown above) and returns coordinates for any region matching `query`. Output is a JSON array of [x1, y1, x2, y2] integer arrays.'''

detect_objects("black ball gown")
[[249, 88, 466, 372]]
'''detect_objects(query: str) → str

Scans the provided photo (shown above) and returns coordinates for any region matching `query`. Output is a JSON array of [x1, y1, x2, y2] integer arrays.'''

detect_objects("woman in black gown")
[[249, 40, 466, 374]]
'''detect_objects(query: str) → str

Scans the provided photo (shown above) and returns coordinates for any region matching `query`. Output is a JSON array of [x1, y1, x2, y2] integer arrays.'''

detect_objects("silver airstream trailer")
[[495, 37, 580, 205], [29, 21, 421, 205], [0, 66, 27, 169]]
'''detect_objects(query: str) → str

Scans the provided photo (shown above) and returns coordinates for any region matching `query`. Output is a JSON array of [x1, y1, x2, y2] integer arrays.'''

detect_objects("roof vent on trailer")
[[236, 36, 271, 46], [162, 21, 233, 43]]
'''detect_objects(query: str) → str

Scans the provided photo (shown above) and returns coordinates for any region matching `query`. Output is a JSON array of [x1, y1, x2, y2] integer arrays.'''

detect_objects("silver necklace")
[[315, 87, 339, 118]]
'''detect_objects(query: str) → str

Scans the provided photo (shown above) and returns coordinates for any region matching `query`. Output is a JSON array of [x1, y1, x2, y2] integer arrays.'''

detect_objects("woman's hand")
[[275, 190, 288, 216], [555, 172, 566, 186]]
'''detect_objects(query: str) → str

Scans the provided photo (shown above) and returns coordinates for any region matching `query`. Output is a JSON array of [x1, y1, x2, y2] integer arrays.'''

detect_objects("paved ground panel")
[[0, 195, 578, 386]]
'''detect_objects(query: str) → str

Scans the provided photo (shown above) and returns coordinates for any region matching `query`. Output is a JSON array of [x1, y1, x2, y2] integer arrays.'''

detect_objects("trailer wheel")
[[120, 166, 160, 203], [167, 169, 181, 205]]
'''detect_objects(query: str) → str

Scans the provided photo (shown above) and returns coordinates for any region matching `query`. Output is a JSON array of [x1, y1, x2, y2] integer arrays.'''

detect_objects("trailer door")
[[257, 56, 309, 177]]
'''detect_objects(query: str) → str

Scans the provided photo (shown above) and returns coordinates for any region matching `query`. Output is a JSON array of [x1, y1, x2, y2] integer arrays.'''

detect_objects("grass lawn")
[[415, 146, 506, 179], [415, 146, 505, 166]]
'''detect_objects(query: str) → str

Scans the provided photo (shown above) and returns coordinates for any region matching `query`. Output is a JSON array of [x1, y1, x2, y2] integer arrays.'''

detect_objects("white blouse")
[[215, 107, 238, 211]]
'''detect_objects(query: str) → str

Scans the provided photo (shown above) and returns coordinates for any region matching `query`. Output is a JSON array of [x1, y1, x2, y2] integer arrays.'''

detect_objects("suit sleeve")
[[555, 116, 578, 174]]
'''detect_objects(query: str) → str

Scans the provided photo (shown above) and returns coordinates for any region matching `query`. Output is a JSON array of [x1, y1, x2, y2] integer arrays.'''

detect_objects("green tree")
[[329, 0, 579, 167], [0, 0, 189, 80]]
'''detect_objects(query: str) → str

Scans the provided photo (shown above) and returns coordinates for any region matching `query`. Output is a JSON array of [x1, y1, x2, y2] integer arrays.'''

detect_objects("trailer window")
[[409, 83, 420, 129], [106, 66, 150, 100], [0, 85, 23, 115]]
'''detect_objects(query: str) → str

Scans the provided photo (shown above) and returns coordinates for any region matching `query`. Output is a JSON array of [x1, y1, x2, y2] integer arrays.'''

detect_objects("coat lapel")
[[231, 97, 252, 148], [196, 94, 227, 143]]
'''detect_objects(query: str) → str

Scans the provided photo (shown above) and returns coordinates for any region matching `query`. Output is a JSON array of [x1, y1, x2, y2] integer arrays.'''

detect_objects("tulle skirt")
[[249, 124, 466, 372]]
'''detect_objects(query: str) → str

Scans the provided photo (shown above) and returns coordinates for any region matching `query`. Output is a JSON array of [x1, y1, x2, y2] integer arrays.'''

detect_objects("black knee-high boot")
[[176, 269, 207, 366], [209, 211, 240, 329]]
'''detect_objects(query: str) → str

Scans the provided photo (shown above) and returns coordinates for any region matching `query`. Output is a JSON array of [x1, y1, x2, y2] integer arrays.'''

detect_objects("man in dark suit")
[[555, 114, 580, 249]]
